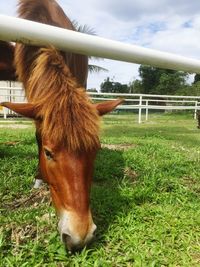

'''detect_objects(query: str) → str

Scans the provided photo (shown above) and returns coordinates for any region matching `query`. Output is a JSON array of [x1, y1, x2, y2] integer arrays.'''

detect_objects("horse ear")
[[94, 98, 124, 116], [0, 102, 38, 119]]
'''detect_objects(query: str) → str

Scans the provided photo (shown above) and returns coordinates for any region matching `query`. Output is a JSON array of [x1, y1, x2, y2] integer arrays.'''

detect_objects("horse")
[[0, 0, 123, 251], [0, 41, 17, 81]]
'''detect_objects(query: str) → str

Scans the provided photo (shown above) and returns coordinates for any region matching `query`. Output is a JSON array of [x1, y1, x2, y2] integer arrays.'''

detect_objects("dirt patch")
[[182, 176, 200, 194], [10, 224, 38, 247], [101, 143, 137, 151], [124, 167, 138, 183], [2, 186, 50, 211], [0, 141, 21, 146]]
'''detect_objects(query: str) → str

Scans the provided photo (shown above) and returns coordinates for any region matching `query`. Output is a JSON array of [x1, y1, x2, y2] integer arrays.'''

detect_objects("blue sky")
[[1, 0, 200, 89]]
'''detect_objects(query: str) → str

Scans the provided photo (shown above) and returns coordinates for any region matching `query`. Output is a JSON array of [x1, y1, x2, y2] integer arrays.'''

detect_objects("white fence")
[[0, 16, 200, 122], [90, 92, 200, 123], [0, 82, 25, 119], [0, 85, 199, 123]]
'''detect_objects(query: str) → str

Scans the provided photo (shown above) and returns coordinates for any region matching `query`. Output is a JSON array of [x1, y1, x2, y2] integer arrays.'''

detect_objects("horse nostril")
[[62, 233, 71, 244], [62, 233, 82, 252]]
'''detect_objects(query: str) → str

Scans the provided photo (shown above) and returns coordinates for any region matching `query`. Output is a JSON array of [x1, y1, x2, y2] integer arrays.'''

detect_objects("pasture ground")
[[0, 112, 200, 266]]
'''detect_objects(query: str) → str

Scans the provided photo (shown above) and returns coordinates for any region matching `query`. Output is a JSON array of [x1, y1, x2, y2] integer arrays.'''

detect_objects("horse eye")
[[44, 149, 53, 160]]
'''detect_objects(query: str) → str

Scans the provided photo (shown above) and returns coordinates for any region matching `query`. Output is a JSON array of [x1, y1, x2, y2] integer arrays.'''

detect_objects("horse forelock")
[[28, 48, 100, 152]]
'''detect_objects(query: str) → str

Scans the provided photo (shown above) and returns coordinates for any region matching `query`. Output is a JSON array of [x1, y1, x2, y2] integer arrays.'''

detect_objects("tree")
[[138, 65, 161, 94], [190, 81, 200, 95], [128, 79, 143, 93], [72, 20, 108, 75], [100, 77, 129, 93], [100, 77, 113, 93], [176, 81, 200, 96], [88, 64, 108, 74], [137, 65, 188, 95], [155, 71, 187, 95], [87, 88, 98, 93], [193, 74, 200, 84]]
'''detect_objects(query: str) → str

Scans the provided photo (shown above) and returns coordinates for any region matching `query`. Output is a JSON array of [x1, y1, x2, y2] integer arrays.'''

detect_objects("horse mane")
[[29, 47, 100, 151], [15, 0, 100, 151]]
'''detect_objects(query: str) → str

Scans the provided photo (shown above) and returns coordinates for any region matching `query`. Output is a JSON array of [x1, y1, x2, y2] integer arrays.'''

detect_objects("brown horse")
[[0, 41, 17, 81], [0, 0, 123, 251]]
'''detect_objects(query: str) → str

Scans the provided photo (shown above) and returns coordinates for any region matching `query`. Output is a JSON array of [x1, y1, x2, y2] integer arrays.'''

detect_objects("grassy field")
[[0, 112, 200, 266]]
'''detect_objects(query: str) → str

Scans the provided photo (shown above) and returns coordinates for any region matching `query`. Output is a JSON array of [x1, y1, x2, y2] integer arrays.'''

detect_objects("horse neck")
[[16, 0, 88, 88]]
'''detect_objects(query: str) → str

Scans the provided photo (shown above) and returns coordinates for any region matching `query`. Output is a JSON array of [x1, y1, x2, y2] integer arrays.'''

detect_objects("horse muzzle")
[[58, 211, 97, 252]]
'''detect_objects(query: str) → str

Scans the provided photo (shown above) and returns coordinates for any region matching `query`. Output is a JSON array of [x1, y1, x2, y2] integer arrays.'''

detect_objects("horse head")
[[1, 98, 123, 251], [0, 0, 124, 252]]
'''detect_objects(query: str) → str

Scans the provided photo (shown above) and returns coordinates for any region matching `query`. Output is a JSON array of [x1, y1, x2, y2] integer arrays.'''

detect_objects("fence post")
[[145, 100, 149, 121], [194, 101, 198, 119], [3, 107, 7, 119], [138, 95, 142, 124]]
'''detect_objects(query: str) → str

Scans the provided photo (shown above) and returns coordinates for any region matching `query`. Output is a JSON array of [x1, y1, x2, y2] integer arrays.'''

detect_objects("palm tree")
[[72, 20, 108, 74]]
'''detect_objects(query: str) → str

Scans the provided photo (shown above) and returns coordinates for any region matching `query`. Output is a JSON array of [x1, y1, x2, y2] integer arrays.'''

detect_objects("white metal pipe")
[[138, 96, 142, 123], [1, 87, 200, 103], [91, 97, 139, 102], [0, 95, 25, 97], [145, 101, 149, 121], [89, 92, 200, 99], [1, 94, 197, 105], [3, 108, 7, 119], [117, 105, 200, 110], [144, 99, 197, 103], [0, 87, 23, 91], [0, 87, 200, 99], [1, 15, 200, 73], [194, 101, 198, 119]]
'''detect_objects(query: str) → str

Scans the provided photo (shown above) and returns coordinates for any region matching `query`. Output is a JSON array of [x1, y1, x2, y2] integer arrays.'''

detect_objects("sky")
[[1, 0, 200, 90]]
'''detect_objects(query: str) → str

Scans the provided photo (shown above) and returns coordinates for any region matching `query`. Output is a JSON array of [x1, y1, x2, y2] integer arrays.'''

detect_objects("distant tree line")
[[99, 65, 200, 96], [100, 77, 129, 94]]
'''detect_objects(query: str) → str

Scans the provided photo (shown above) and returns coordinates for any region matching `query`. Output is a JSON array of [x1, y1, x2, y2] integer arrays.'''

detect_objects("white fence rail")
[[1, 15, 200, 74], [0, 86, 199, 123], [89, 92, 200, 123]]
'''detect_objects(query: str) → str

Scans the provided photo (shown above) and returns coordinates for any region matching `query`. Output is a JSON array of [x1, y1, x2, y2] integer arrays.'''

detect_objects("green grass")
[[0, 112, 200, 266]]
